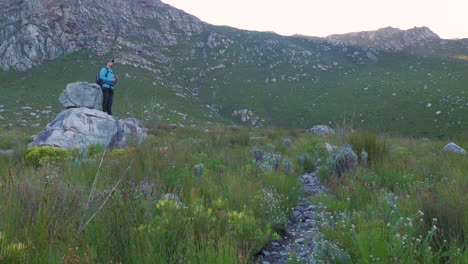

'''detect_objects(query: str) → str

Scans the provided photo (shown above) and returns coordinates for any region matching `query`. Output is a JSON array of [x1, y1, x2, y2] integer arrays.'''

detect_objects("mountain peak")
[[325, 26, 440, 51]]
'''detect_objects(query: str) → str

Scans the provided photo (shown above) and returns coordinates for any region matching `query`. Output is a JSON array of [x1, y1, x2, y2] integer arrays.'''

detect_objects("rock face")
[[59, 82, 102, 109], [30, 108, 147, 150], [442, 142, 466, 155], [113, 118, 148, 149], [0, 0, 203, 71], [307, 125, 335, 135]]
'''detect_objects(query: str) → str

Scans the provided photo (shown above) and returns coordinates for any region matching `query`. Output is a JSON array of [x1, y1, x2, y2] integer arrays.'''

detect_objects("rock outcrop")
[[59, 82, 102, 109], [232, 109, 261, 126], [307, 125, 335, 136], [442, 142, 466, 155], [30, 82, 146, 150]]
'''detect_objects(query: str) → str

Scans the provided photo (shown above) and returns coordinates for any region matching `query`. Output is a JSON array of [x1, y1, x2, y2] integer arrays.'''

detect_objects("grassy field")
[[0, 125, 466, 263], [0, 48, 467, 138]]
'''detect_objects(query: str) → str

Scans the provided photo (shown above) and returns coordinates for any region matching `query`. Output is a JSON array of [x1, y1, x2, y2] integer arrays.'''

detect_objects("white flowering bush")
[[254, 187, 289, 226]]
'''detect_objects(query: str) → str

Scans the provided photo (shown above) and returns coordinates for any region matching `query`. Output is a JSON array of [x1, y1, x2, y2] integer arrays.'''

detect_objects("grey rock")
[[325, 143, 337, 153], [307, 125, 335, 135], [59, 82, 102, 109], [29, 108, 117, 150], [112, 118, 148, 149], [442, 142, 466, 155], [271, 242, 280, 247], [295, 238, 305, 244], [29, 108, 146, 150], [160, 193, 186, 208]]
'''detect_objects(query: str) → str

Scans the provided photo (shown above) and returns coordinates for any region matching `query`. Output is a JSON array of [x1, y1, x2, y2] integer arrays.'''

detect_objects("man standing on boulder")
[[100, 59, 118, 115]]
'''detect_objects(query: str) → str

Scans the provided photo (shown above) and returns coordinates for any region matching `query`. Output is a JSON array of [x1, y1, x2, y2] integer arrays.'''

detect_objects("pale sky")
[[162, 0, 468, 39]]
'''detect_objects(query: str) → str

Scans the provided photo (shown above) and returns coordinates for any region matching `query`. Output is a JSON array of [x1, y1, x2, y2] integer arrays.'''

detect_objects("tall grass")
[[315, 133, 467, 263], [0, 126, 303, 263]]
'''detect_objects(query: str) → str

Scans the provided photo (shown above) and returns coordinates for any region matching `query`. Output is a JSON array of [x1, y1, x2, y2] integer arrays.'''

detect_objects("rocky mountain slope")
[[1, 0, 467, 137], [326, 26, 441, 52], [295, 26, 468, 57]]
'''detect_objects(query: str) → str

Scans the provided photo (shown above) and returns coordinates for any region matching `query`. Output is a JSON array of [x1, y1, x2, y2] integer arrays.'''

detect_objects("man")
[[100, 59, 119, 115]]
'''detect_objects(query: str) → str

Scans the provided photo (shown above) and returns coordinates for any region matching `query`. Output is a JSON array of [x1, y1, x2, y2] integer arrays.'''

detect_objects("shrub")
[[349, 130, 388, 166], [250, 146, 265, 162], [283, 138, 293, 148], [254, 187, 289, 226], [24, 146, 71, 166], [257, 153, 281, 172], [228, 132, 251, 146], [282, 158, 293, 175], [335, 116, 354, 145], [86, 143, 105, 157], [250, 146, 281, 172], [327, 145, 358, 177], [228, 209, 272, 249], [194, 163, 205, 179], [296, 153, 315, 173]]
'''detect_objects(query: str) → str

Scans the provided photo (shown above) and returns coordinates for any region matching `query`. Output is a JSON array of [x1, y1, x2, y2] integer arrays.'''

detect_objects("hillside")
[[0, 0, 467, 137]]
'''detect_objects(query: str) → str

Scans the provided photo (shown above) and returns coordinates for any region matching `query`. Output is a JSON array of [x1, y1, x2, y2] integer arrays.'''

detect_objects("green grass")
[[313, 133, 468, 263], [1, 40, 467, 138], [1, 126, 466, 263], [0, 126, 305, 263]]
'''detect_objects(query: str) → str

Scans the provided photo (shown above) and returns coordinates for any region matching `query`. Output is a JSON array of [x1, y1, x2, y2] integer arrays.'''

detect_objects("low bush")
[[296, 153, 315, 173], [349, 130, 388, 166], [327, 145, 358, 177], [24, 146, 71, 167]]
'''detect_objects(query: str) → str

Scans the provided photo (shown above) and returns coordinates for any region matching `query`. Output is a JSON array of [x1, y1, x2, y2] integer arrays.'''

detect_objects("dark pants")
[[102, 87, 114, 115]]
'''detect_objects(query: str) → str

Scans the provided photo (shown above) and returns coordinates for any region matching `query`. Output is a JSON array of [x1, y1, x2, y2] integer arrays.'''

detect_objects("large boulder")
[[59, 82, 102, 109], [307, 125, 335, 135], [29, 108, 147, 150], [442, 142, 466, 155], [113, 118, 148, 149]]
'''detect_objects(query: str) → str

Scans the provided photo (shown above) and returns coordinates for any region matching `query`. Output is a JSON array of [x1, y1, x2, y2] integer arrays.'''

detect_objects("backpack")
[[96, 68, 109, 87]]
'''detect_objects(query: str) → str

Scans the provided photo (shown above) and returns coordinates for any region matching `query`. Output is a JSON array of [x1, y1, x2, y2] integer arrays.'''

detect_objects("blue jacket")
[[99, 67, 117, 89]]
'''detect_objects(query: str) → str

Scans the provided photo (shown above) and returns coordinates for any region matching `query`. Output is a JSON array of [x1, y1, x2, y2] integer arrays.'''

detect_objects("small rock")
[[307, 125, 335, 135], [295, 238, 305, 244], [325, 143, 337, 153]]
